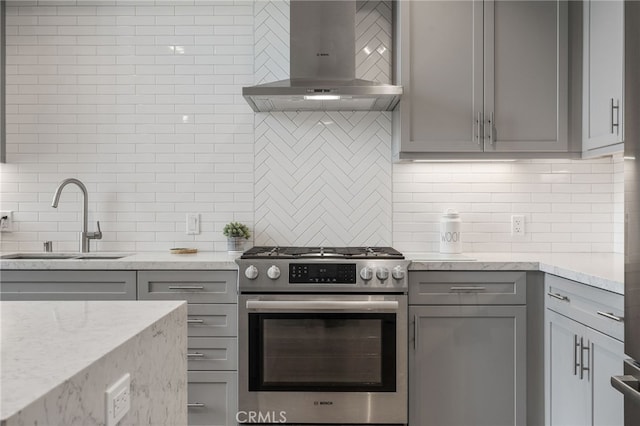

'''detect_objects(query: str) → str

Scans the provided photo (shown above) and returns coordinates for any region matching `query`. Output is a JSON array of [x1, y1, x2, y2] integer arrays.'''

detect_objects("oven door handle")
[[245, 300, 399, 312]]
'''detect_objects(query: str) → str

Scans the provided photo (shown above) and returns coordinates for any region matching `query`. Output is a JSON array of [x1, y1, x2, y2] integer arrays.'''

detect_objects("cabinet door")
[[409, 305, 526, 426], [583, 0, 624, 155], [589, 328, 624, 426], [546, 310, 591, 426], [485, 0, 568, 152], [396, 0, 483, 153]]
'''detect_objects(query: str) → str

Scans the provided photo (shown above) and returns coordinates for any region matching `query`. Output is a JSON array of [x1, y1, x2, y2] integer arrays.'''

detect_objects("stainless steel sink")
[[1, 253, 78, 260], [1, 253, 126, 260]]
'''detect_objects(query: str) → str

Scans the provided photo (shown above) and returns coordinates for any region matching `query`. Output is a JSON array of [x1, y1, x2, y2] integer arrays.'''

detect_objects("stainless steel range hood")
[[243, 1, 402, 112]]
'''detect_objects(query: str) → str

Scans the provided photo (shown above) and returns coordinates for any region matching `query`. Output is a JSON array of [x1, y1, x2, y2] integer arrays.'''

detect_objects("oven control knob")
[[392, 265, 406, 280], [376, 267, 389, 281], [267, 265, 281, 280], [244, 265, 259, 280], [360, 267, 373, 281]]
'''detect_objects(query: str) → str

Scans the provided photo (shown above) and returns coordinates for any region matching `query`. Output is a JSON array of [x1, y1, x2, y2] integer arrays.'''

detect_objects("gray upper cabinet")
[[582, 0, 624, 157], [393, 0, 570, 160]]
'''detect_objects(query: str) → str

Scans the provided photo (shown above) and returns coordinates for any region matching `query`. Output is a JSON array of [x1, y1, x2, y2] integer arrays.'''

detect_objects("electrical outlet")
[[105, 373, 130, 426], [186, 213, 200, 235], [511, 215, 525, 237], [0, 211, 13, 232]]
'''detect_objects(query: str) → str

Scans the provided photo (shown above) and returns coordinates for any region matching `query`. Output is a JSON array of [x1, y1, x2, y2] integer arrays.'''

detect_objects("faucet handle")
[[88, 221, 102, 240]]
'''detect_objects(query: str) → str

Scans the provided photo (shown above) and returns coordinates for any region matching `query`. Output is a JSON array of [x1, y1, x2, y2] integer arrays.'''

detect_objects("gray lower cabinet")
[[545, 274, 624, 426], [409, 271, 528, 426], [187, 371, 238, 426], [0, 270, 136, 300], [137, 270, 238, 426]]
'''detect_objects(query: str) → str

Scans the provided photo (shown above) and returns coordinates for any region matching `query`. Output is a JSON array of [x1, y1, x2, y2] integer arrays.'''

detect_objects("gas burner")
[[240, 246, 404, 259]]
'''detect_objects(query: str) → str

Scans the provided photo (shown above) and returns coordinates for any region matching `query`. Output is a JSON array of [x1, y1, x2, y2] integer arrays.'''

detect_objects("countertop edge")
[[0, 300, 187, 422]]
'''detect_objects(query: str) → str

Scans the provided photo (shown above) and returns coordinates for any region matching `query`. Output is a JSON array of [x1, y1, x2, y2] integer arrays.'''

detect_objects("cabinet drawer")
[[187, 337, 237, 371], [187, 371, 238, 426], [0, 270, 136, 300], [409, 271, 526, 305], [545, 274, 623, 341], [188, 304, 237, 337], [137, 271, 237, 303]]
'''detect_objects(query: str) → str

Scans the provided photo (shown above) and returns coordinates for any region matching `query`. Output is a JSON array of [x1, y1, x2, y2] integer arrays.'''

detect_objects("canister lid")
[[442, 208, 460, 218]]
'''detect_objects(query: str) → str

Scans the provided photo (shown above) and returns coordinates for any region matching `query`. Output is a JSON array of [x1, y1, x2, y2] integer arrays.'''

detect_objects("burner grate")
[[240, 246, 404, 259]]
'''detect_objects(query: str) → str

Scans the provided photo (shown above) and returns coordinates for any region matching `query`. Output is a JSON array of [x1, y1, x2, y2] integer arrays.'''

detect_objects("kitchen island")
[[0, 300, 188, 426]]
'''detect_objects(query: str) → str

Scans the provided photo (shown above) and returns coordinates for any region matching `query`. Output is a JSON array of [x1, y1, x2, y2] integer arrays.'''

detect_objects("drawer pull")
[[450, 286, 486, 292], [597, 311, 624, 322], [187, 352, 205, 358], [187, 319, 205, 324], [168, 285, 204, 290], [547, 292, 569, 302], [188, 403, 205, 408]]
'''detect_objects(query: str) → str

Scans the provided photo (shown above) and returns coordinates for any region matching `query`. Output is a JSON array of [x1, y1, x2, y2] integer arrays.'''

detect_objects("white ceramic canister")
[[440, 209, 462, 254]]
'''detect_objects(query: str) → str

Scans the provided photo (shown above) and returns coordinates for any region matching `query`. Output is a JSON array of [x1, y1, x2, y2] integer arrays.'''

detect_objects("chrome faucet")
[[51, 178, 102, 253]]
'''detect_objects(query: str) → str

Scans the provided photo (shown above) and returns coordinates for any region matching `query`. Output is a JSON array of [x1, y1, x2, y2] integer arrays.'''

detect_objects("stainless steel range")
[[236, 246, 409, 425]]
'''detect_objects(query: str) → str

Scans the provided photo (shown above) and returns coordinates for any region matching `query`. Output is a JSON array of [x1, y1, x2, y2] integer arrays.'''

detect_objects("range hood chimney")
[[242, 1, 403, 112]]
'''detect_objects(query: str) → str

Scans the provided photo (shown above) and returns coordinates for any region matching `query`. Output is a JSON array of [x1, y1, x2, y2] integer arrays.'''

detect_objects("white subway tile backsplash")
[[0, 0, 624, 254], [393, 155, 623, 253]]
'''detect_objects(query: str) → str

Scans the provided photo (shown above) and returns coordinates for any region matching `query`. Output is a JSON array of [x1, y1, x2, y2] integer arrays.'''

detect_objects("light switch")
[[186, 213, 200, 235]]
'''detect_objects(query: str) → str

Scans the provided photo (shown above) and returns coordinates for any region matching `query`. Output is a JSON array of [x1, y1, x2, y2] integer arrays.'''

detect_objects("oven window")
[[248, 313, 396, 392]]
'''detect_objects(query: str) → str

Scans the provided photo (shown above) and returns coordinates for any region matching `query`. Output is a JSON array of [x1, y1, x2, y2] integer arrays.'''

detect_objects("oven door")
[[238, 294, 407, 425]]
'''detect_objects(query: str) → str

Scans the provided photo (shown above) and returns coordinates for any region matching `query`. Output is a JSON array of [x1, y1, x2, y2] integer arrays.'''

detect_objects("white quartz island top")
[[407, 252, 624, 295], [0, 300, 187, 424]]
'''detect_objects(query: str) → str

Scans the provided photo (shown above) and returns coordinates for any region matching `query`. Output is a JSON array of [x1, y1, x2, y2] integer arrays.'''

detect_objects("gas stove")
[[236, 246, 409, 293], [241, 246, 404, 259]]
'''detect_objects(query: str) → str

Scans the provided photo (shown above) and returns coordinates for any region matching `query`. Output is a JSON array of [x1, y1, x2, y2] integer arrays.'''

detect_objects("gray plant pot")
[[227, 237, 245, 253]]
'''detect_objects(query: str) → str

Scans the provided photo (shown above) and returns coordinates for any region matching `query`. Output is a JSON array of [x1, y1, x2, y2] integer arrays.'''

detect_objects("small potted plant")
[[223, 222, 251, 253]]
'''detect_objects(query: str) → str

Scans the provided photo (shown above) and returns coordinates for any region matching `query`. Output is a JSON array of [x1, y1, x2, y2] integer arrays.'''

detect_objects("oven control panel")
[[237, 259, 410, 292], [289, 263, 357, 284]]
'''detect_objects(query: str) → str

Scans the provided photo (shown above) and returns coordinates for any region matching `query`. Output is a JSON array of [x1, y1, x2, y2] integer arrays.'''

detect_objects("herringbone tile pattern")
[[255, 111, 392, 246], [356, 0, 392, 83], [253, 0, 393, 246]]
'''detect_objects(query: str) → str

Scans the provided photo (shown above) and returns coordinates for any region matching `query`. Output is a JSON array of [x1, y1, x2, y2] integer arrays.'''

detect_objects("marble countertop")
[[0, 250, 624, 295], [0, 251, 240, 270], [407, 252, 624, 295], [0, 300, 186, 422]]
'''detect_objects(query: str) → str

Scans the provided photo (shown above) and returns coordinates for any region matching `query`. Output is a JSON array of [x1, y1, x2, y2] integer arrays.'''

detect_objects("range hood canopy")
[[243, 1, 403, 112]]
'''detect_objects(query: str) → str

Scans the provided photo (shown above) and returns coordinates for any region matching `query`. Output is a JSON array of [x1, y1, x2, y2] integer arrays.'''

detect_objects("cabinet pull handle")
[[476, 112, 482, 145], [547, 292, 569, 302], [611, 98, 620, 134], [450, 286, 486, 292], [486, 112, 494, 146], [187, 352, 205, 358], [573, 334, 580, 376], [187, 319, 205, 324], [168, 285, 204, 290], [188, 403, 205, 408], [596, 311, 624, 322], [413, 314, 418, 351], [580, 338, 590, 381]]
